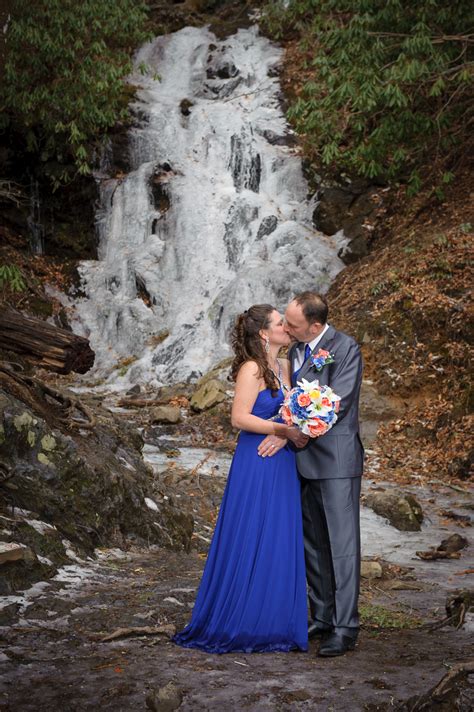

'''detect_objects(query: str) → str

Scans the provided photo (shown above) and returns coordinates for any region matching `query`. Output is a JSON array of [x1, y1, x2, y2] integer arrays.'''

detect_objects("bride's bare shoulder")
[[236, 360, 261, 380]]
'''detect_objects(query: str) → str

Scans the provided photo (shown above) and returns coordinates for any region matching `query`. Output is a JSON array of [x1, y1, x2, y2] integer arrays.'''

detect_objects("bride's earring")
[[264, 337, 270, 354]]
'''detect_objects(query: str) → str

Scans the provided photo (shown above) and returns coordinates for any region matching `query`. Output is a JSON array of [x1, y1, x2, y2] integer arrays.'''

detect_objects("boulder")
[[0, 542, 35, 565], [155, 382, 189, 402], [438, 534, 468, 554], [361, 560, 383, 579], [194, 358, 232, 390], [150, 405, 181, 424], [190, 379, 227, 412], [365, 491, 423, 531], [0, 386, 193, 592], [146, 681, 183, 712]]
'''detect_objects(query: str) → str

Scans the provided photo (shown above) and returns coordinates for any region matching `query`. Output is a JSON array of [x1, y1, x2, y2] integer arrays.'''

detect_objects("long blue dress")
[[173, 388, 308, 654]]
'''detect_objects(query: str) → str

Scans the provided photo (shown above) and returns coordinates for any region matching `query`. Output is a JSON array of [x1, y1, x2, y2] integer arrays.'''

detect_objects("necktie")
[[292, 344, 312, 386]]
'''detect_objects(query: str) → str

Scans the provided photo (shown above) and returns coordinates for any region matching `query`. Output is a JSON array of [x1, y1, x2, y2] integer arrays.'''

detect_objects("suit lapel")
[[297, 325, 337, 383]]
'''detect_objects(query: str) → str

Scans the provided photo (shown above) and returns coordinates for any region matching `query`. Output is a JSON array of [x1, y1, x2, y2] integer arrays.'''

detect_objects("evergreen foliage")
[[1, 0, 151, 185], [0, 264, 26, 292], [263, 1, 473, 190]]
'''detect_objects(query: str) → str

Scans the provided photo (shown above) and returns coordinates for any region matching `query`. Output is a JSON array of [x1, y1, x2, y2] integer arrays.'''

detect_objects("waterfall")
[[27, 178, 44, 255], [75, 26, 346, 388]]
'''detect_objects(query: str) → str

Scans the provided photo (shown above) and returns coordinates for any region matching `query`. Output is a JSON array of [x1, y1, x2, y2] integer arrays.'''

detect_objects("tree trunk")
[[0, 307, 95, 374]]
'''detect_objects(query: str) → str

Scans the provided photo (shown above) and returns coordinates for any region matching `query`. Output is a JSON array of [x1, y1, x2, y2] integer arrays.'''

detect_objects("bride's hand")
[[285, 426, 309, 449], [258, 434, 287, 458]]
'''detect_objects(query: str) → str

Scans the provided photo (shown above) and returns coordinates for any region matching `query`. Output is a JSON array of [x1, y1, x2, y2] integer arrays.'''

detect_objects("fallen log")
[[0, 307, 94, 374]]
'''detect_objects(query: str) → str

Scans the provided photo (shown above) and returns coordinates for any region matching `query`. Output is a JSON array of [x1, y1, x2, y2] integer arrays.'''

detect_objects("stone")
[[256, 215, 278, 240], [261, 129, 297, 147], [146, 682, 183, 712], [194, 358, 232, 390], [0, 387, 193, 593], [179, 98, 194, 116], [190, 379, 227, 412], [360, 560, 383, 579], [438, 534, 468, 554], [206, 61, 239, 80], [313, 187, 354, 235], [0, 543, 35, 565], [150, 406, 181, 425], [313, 183, 380, 264], [365, 491, 424, 531], [155, 383, 189, 402], [338, 234, 369, 265]]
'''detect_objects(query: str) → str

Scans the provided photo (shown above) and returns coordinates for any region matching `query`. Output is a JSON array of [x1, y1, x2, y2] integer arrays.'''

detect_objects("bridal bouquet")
[[280, 378, 341, 438]]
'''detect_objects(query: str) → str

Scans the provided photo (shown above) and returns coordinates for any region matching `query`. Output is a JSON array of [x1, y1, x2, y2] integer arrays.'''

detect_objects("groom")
[[260, 291, 364, 656]]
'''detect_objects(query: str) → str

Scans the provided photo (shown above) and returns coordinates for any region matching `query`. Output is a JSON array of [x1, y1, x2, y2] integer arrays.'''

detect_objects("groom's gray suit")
[[289, 325, 364, 636]]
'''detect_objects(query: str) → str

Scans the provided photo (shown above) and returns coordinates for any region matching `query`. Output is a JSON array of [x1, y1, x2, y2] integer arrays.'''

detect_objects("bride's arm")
[[257, 357, 309, 456], [231, 361, 291, 436]]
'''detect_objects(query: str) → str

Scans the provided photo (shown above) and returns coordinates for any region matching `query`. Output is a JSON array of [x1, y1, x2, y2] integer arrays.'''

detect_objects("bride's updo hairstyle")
[[230, 304, 278, 394]]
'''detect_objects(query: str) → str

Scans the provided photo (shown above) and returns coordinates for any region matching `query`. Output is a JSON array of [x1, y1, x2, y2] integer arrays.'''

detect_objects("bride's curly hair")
[[230, 304, 278, 394]]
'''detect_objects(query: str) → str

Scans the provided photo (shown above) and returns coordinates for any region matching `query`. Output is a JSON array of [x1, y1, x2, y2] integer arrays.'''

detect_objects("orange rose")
[[308, 420, 328, 437], [318, 349, 330, 357], [321, 398, 331, 407], [281, 405, 292, 424], [297, 393, 311, 407]]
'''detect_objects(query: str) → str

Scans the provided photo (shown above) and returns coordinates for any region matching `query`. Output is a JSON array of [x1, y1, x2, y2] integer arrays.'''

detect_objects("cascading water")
[[75, 26, 346, 388], [27, 178, 44, 255]]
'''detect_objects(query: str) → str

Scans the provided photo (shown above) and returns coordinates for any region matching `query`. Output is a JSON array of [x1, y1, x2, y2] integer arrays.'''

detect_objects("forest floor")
[[0, 542, 471, 712], [1, 412, 473, 711]]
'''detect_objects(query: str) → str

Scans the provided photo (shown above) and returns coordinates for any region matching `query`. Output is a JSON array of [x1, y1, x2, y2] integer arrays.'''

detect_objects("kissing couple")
[[174, 290, 364, 657]]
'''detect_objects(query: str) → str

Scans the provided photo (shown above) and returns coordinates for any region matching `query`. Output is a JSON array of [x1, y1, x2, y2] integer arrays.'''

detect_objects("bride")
[[173, 304, 308, 654]]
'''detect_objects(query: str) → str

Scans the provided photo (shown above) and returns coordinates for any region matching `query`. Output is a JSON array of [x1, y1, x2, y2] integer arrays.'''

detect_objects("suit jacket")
[[289, 325, 364, 480]]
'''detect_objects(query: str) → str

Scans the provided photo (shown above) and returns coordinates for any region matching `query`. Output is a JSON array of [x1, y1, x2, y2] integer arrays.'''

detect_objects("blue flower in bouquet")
[[280, 378, 341, 438]]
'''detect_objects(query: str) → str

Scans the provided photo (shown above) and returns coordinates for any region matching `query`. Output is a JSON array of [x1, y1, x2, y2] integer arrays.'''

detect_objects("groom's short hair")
[[293, 291, 328, 325]]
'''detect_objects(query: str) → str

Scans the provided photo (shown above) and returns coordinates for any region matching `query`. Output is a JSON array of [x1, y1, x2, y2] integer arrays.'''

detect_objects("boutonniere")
[[311, 349, 335, 371]]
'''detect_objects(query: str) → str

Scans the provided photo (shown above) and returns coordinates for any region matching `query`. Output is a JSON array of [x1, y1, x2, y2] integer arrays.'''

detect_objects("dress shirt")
[[293, 323, 330, 370]]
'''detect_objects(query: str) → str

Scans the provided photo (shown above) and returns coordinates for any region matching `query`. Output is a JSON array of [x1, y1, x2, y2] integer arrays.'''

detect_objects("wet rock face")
[[149, 164, 173, 213], [229, 131, 261, 193], [0, 389, 193, 591], [365, 491, 424, 531], [206, 60, 239, 80], [256, 215, 278, 240], [313, 183, 381, 265], [261, 129, 297, 147]]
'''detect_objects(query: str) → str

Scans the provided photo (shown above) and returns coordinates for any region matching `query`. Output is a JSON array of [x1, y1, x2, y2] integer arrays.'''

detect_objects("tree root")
[[399, 660, 474, 711], [0, 361, 96, 429]]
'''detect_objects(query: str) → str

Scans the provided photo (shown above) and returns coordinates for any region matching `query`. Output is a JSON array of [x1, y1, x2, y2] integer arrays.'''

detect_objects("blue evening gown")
[[173, 388, 308, 654]]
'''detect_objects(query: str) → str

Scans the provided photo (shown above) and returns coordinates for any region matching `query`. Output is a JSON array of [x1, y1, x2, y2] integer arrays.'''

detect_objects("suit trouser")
[[300, 476, 361, 633]]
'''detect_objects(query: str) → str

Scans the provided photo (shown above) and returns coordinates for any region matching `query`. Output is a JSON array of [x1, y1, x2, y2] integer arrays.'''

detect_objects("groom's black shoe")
[[308, 621, 332, 639], [318, 631, 357, 657]]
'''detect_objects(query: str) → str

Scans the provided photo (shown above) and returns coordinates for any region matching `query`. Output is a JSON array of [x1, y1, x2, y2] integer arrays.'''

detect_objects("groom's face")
[[284, 301, 322, 343]]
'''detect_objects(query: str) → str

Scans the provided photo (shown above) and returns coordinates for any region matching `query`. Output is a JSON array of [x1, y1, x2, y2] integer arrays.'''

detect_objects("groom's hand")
[[285, 426, 309, 449], [258, 434, 287, 458]]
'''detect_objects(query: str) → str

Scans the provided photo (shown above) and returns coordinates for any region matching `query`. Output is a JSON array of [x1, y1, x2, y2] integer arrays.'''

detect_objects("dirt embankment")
[[328, 177, 473, 486]]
